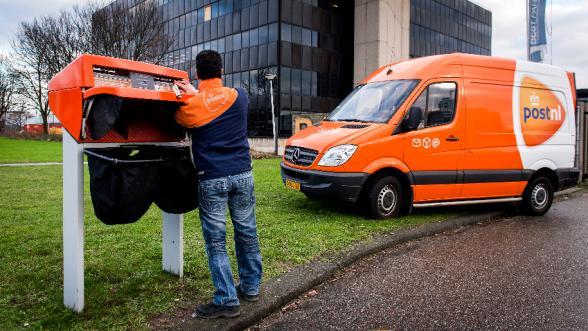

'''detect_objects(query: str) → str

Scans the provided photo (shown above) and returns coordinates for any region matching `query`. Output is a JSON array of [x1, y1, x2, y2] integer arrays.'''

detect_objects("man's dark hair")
[[195, 50, 222, 80]]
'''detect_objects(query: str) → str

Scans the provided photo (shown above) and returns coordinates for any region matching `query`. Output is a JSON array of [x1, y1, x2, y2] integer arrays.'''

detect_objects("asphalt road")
[[256, 190, 588, 330]]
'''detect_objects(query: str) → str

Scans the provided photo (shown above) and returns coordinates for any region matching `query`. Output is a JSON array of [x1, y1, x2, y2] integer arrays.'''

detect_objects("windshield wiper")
[[334, 119, 372, 123]]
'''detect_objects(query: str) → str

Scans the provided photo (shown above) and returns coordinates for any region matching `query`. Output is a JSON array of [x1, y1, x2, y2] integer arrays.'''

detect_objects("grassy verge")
[[0, 139, 453, 329], [0, 137, 62, 163]]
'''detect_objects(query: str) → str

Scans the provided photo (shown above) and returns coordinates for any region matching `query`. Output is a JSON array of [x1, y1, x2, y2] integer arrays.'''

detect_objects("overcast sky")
[[0, 0, 586, 87]]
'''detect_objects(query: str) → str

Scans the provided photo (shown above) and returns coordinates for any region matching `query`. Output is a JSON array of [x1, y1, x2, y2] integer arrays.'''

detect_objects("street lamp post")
[[265, 73, 278, 155]]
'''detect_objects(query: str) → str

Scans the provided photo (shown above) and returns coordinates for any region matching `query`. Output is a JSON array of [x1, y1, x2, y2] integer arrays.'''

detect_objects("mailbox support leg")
[[162, 212, 184, 277], [62, 132, 85, 312]]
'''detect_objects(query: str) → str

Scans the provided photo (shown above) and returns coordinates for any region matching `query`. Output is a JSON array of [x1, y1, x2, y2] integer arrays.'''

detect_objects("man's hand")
[[175, 79, 199, 94]]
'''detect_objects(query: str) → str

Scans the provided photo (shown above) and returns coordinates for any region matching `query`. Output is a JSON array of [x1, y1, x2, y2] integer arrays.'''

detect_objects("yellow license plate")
[[285, 179, 301, 191]]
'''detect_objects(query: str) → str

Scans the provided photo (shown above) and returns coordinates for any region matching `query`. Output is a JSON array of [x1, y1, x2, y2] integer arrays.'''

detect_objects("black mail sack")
[[86, 146, 198, 225]]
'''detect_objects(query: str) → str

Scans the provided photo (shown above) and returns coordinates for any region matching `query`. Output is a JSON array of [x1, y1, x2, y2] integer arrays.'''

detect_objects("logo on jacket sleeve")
[[519, 76, 566, 146]]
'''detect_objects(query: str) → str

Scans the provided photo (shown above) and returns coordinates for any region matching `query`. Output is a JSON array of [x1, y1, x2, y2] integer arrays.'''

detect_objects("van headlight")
[[318, 145, 358, 167]]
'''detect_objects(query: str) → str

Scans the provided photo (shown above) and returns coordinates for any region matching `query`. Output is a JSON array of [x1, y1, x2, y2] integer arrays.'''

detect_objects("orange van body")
[[281, 53, 579, 216]]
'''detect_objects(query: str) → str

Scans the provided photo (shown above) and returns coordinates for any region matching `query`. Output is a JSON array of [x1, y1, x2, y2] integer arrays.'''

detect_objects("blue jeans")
[[198, 171, 262, 307]]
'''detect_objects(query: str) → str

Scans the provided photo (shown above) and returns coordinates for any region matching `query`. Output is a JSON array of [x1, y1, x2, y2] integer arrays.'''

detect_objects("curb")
[[173, 187, 585, 331]]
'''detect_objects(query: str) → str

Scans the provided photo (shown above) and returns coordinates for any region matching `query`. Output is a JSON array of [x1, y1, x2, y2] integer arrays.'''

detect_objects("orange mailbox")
[[48, 54, 192, 142], [49, 54, 196, 312]]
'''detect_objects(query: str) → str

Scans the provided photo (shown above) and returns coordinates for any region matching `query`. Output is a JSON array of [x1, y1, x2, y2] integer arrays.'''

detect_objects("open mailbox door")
[[48, 54, 197, 312]]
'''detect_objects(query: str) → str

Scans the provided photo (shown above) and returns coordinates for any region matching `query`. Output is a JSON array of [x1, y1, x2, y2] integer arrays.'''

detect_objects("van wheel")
[[304, 192, 320, 200], [366, 176, 403, 219], [521, 176, 554, 216]]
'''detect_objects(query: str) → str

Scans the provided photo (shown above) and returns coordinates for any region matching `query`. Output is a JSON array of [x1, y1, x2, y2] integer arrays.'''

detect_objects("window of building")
[[259, 25, 268, 44], [269, 23, 279, 42], [241, 49, 249, 71], [233, 33, 242, 50], [242, 30, 250, 48], [311, 71, 318, 96], [241, 71, 250, 93], [292, 25, 302, 45], [250, 69, 259, 94], [280, 67, 291, 94], [218, 37, 225, 53], [291, 68, 301, 95], [234, 72, 241, 88], [301, 70, 311, 96], [211, 2, 219, 18], [302, 28, 312, 47], [268, 42, 278, 66], [225, 73, 233, 88], [281, 23, 292, 42], [311, 31, 318, 47], [204, 5, 212, 21], [225, 52, 233, 72], [250, 28, 259, 46]]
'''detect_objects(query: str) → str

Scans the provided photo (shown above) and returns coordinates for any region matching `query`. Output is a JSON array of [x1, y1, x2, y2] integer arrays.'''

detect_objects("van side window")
[[426, 82, 456, 127], [411, 88, 427, 130], [406, 82, 457, 130]]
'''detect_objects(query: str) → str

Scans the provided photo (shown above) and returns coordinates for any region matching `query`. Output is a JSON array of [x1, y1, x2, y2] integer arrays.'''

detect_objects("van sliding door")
[[402, 79, 465, 202]]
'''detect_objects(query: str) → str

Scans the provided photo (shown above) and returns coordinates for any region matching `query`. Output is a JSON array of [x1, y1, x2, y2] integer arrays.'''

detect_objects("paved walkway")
[[258, 190, 588, 330], [0, 162, 90, 167], [0, 162, 63, 167]]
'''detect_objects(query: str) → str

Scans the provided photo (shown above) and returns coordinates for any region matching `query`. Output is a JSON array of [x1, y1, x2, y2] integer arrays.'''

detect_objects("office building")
[[111, 0, 492, 138]]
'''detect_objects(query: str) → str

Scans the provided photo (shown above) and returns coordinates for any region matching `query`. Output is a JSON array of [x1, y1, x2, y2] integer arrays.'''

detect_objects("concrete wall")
[[249, 138, 287, 155], [354, 0, 410, 85]]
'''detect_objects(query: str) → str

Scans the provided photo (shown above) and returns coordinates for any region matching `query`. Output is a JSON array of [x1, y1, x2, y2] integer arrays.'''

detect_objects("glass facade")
[[111, 0, 491, 137], [410, 0, 492, 57], [149, 0, 354, 137]]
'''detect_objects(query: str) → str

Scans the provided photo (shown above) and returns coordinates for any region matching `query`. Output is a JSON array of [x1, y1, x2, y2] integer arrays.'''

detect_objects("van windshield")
[[327, 80, 419, 123]]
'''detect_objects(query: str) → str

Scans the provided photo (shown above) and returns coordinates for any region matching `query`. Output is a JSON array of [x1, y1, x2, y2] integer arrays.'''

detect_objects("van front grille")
[[284, 146, 319, 167]]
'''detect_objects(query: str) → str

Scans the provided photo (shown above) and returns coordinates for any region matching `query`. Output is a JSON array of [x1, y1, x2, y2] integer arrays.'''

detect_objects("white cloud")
[[474, 0, 588, 88], [0, 0, 94, 52], [1, 0, 587, 88]]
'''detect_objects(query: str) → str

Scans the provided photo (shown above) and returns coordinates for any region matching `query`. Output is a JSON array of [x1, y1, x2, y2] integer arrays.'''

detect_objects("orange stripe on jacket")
[[175, 78, 239, 128]]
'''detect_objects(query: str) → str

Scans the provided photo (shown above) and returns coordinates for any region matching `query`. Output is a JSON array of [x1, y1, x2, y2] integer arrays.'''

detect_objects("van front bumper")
[[280, 162, 369, 204]]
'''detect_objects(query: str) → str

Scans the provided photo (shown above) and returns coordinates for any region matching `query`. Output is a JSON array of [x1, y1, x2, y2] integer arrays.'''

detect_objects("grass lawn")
[[0, 137, 62, 163], [0, 139, 454, 329]]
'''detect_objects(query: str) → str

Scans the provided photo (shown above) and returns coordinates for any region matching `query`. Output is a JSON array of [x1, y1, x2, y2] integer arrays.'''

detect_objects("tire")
[[521, 176, 554, 216], [365, 176, 404, 219], [304, 192, 320, 200]]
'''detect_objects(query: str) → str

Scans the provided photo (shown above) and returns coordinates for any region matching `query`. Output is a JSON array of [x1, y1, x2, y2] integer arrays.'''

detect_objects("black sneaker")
[[237, 286, 260, 302], [194, 302, 240, 319]]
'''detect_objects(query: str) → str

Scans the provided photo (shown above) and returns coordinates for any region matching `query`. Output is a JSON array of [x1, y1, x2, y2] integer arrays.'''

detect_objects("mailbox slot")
[[85, 95, 185, 142]]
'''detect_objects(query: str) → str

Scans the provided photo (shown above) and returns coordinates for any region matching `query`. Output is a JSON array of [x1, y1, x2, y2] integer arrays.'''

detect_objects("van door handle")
[[446, 135, 459, 142]]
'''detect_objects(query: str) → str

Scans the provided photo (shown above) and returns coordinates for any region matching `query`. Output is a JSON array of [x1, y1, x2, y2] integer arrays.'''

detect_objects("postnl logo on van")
[[519, 76, 566, 146]]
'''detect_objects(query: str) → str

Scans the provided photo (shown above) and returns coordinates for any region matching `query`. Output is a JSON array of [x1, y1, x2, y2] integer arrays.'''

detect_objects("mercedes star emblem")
[[291, 147, 301, 162]]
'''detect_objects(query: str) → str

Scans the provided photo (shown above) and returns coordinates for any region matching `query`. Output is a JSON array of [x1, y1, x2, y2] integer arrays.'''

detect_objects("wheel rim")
[[377, 185, 397, 216], [531, 183, 549, 209]]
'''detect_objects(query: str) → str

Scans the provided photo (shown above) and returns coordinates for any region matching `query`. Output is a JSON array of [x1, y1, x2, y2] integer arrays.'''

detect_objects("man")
[[174, 50, 262, 319]]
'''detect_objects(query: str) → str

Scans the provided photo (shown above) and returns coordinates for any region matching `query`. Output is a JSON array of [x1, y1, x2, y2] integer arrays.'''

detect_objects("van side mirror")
[[406, 106, 423, 131]]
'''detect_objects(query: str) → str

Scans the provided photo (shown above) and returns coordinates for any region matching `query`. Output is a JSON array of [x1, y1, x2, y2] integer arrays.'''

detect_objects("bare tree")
[[10, 21, 52, 135], [10, 0, 174, 134], [89, 0, 173, 64], [0, 56, 17, 132]]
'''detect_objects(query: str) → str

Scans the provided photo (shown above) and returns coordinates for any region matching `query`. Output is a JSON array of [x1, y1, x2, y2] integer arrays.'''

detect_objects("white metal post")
[[269, 79, 277, 155], [162, 212, 184, 277], [62, 131, 85, 312]]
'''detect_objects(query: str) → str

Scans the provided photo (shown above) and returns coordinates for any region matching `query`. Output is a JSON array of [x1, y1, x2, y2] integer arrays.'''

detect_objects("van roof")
[[361, 53, 568, 85]]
